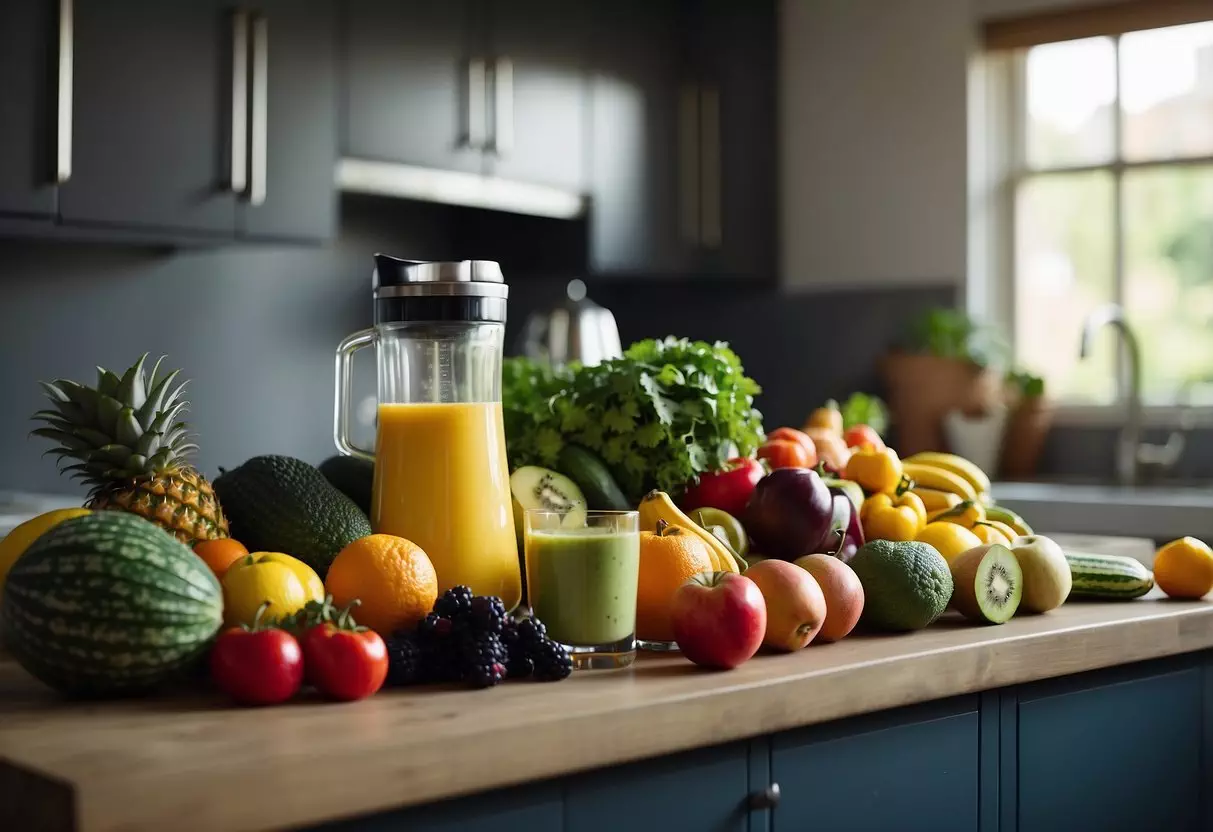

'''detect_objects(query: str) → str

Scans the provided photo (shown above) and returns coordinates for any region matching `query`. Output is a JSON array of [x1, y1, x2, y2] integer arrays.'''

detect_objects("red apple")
[[681, 457, 764, 519], [743, 559, 827, 651], [793, 554, 864, 642], [671, 571, 767, 670]]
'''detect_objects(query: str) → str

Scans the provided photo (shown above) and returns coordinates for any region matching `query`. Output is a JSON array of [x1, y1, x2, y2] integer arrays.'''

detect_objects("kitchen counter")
[[3, 599, 1213, 832]]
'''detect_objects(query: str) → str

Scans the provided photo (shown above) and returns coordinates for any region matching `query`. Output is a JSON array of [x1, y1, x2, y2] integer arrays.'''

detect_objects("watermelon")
[[1, 511, 223, 696]]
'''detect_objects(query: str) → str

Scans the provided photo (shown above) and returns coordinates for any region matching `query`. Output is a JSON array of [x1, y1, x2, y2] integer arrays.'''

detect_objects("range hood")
[[336, 158, 587, 220]]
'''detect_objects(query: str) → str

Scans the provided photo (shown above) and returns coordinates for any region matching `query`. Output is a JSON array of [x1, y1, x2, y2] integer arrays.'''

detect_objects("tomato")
[[843, 424, 885, 451], [209, 606, 304, 706], [765, 427, 816, 455], [300, 622, 388, 702], [680, 457, 765, 518], [757, 439, 816, 470]]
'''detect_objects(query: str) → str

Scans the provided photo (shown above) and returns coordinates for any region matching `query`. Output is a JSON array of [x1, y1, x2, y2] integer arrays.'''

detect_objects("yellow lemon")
[[234, 552, 325, 603], [0, 508, 91, 593], [971, 523, 1011, 546], [222, 560, 308, 627], [1153, 537, 1213, 600], [915, 522, 983, 566]]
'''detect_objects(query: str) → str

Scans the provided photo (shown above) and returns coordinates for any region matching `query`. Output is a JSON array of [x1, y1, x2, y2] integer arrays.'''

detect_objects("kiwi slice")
[[950, 544, 1023, 624], [509, 466, 588, 532]]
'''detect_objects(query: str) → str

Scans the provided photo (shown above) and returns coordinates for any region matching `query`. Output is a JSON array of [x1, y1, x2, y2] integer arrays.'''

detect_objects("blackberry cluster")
[[384, 587, 571, 689]]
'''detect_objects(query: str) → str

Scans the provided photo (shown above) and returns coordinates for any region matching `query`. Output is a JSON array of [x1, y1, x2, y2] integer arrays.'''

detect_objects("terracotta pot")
[[880, 352, 1002, 456], [999, 396, 1053, 480]]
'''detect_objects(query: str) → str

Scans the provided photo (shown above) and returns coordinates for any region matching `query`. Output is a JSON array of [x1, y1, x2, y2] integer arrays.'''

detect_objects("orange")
[[325, 534, 438, 634], [193, 538, 249, 580], [1153, 537, 1213, 600], [635, 523, 715, 642]]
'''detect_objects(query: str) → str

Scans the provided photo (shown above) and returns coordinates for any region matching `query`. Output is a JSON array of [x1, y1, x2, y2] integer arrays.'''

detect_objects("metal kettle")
[[520, 279, 622, 367]]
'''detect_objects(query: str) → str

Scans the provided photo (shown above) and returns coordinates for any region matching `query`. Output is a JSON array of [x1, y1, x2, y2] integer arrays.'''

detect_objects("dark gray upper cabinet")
[[484, 0, 587, 191], [342, 0, 484, 173], [0, 0, 56, 218], [60, 0, 239, 236], [238, 0, 338, 242]]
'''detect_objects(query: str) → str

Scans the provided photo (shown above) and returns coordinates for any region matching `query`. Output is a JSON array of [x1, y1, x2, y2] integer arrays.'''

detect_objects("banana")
[[912, 487, 962, 513], [639, 490, 741, 573], [904, 451, 992, 495], [985, 506, 1033, 537], [901, 462, 978, 502]]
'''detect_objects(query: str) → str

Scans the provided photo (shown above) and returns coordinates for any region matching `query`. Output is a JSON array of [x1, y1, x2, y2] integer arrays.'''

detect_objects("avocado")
[[318, 454, 374, 515], [214, 455, 372, 576], [848, 539, 953, 632]]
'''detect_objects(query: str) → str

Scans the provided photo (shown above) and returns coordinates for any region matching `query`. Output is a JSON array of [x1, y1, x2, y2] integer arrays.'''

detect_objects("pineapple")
[[31, 354, 229, 545]]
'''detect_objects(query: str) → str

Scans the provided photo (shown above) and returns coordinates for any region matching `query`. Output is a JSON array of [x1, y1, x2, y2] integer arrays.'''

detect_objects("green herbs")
[[1006, 369, 1045, 399], [908, 308, 1009, 369], [839, 392, 889, 437], [502, 338, 764, 501]]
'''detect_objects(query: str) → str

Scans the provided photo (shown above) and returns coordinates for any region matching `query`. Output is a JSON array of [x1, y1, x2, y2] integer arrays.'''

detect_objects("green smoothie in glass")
[[524, 510, 640, 669]]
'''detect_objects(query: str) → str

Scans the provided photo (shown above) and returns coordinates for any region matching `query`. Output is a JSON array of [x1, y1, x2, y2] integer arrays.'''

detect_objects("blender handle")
[[334, 329, 376, 462]]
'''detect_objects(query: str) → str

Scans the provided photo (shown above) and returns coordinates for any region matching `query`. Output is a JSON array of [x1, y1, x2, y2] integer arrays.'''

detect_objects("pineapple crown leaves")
[[31, 353, 200, 493]]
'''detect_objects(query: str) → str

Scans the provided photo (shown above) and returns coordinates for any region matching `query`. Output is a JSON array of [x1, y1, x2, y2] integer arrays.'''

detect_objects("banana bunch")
[[902, 451, 1034, 536]]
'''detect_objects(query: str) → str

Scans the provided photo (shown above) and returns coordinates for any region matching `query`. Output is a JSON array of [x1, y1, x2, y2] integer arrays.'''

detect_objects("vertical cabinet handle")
[[749, 783, 781, 811], [467, 58, 487, 149], [249, 13, 269, 206], [699, 85, 722, 249], [678, 84, 700, 245], [55, 0, 73, 184], [491, 57, 514, 156], [229, 10, 249, 195]]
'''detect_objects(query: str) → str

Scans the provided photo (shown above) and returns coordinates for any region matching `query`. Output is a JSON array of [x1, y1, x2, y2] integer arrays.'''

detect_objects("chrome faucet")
[[1078, 304, 1143, 486]]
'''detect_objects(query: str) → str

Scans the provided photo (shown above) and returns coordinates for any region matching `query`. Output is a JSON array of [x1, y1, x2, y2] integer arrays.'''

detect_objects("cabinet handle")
[[229, 10, 249, 195], [467, 58, 487, 149], [55, 0, 73, 184], [678, 84, 700, 245], [248, 13, 268, 206], [748, 782, 781, 811], [491, 57, 514, 156], [700, 84, 722, 249]]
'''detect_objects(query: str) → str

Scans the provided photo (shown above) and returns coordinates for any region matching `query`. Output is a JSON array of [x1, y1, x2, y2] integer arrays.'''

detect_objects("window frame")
[[972, 31, 1213, 428]]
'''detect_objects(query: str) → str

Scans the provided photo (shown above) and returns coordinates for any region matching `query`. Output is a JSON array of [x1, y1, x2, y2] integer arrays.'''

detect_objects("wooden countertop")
[[2, 599, 1212, 831]]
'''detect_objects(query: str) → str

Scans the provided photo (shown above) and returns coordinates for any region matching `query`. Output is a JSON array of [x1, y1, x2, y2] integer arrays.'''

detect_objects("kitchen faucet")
[[1078, 304, 1143, 486]]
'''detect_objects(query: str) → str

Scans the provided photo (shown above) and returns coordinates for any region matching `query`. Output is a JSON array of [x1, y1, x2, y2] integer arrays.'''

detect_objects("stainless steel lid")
[[372, 254, 508, 324]]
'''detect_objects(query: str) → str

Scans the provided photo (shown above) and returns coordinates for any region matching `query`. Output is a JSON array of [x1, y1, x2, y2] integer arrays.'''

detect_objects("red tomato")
[[300, 623, 388, 702], [757, 439, 816, 469], [843, 424, 885, 451], [765, 427, 816, 455], [681, 457, 765, 518], [210, 626, 304, 706]]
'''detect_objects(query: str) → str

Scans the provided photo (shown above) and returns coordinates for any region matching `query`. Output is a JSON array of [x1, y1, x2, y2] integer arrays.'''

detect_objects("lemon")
[[222, 560, 308, 628], [0, 508, 91, 592], [915, 521, 983, 566], [235, 552, 325, 603]]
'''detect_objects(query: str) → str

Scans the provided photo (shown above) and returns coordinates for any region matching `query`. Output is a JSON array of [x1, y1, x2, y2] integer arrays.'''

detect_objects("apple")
[[793, 554, 864, 642], [681, 457, 765, 519], [1010, 535, 1071, 613], [743, 559, 827, 651], [671, 571, 767, 670]]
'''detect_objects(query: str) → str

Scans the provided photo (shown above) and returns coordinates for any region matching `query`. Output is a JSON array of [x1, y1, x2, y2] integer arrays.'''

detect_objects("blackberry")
[[433, 585, 474, 621], [417, 611, 454, 642], [419, 639, 460, 684], [507, 654, 535, 679], [384, 632, 423, 686], [466, 595, 508, 634], [530, 638, 573, 682], [501, 617, 520, 647], [515, 616, 547, 646], [459, 632, 508, 689]]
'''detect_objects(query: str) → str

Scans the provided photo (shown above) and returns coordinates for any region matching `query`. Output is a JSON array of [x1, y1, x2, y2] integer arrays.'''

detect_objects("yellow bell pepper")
[[845, 446, 903, 495], [861, 490, 927, 542], [928, 500, 986, 528]]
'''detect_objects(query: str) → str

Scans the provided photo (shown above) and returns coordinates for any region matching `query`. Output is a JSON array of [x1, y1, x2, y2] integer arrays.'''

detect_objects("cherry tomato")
[[209, 606, 304, 706], [681, 457, 765, 518], [758, 438, 816, 470], [843, 424, 885, 451], [765, 427, 816, 455], [300, 623, 388, 702]]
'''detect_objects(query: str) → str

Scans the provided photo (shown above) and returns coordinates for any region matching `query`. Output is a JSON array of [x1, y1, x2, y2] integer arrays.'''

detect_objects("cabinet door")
[[343, 0, 483, 173], [307, 782, 562, 832], [586, 0, 692, 276], [484, 0, 587, 191], [238, 0, 337, 241], [0, 0, 56, 217], [1015, 665, 1203, 832], [770, 699, 980, 832], [60, 0, 237, 235], [566, 742, 751, 832]]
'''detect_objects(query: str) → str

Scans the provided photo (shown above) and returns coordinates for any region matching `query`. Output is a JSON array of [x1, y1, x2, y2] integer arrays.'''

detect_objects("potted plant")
[[999, 370, 1051, 480], [880, 309, 1006, 456]]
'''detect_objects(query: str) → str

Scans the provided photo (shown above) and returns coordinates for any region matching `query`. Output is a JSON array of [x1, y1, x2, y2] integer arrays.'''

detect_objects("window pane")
[[1026, 38, 1116, 169], [1121, 22, 1213, 162], [1015, 172, 1116, 403], [1123, 165, 1213, 403]]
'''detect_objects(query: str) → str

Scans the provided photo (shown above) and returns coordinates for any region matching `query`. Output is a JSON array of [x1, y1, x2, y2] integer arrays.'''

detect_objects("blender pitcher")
[[335, 255, 520, 610]]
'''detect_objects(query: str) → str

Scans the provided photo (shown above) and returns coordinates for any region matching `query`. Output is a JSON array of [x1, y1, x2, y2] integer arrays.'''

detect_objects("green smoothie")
[[525, 527, 640, 646]]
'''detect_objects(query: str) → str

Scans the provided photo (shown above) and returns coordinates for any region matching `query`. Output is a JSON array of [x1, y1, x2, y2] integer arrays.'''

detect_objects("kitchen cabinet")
[[0, 0, 57, 218], [316, 783, 564, 832]]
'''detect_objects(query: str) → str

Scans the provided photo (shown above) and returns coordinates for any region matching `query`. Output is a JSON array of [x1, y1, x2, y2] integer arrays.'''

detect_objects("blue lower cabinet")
[[564, 741, 753, 832], [311, 782, 563, 832], [1015, 663, 1204, 832], [769, 697, 981, 832]]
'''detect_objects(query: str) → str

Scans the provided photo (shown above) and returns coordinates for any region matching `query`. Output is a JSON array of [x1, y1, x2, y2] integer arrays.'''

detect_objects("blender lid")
[[372, 254, 508, 324]]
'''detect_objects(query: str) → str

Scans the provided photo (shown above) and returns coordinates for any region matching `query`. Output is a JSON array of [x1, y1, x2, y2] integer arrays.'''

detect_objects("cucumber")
[[557, 445, 631, 511], [1065, 551, 1154, 599]]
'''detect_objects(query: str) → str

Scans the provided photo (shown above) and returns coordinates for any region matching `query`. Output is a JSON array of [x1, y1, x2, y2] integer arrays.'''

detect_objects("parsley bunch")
[[503, 338, 764, 501]]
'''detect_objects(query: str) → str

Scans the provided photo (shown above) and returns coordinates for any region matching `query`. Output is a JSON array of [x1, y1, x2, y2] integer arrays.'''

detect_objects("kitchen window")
[[975, 11, 1213, 416]]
